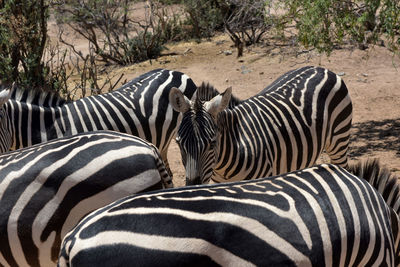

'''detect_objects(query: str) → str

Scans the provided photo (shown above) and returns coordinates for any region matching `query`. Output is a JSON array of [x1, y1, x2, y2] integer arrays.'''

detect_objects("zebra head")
[[170, 86, 232, 185], [0, 87, 12, 153]]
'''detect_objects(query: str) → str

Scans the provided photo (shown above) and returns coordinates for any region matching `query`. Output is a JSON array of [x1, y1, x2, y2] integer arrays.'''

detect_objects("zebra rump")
[[0, 130, 172, 267], [58, 163, 399, 267]]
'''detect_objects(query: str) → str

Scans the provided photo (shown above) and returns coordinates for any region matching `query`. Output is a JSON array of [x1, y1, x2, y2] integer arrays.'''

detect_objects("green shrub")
[[282, 0, 400, 54], [181, 0, 225, 39], [124, 32, 164, 63], [0, 0, 50, 89]]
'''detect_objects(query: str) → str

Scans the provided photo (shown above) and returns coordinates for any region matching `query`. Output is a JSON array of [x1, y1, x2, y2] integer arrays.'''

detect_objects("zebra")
[[0, 69, 197, 176], [0, 130, 172, 267], [348, 158, 400, 215], [0, 89, 13, 153], [7, 83, 69, 107], [58, 162, 400, 266], [169, 66, 353, 185]]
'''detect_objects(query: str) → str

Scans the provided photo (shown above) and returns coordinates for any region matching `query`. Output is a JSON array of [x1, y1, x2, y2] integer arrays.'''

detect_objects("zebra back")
[[1, 69, 197, 174], [348, 158, 400, 215], [58, 164, 398, 266], [0, 130, 172, 267], [10, 86, 69, 107]]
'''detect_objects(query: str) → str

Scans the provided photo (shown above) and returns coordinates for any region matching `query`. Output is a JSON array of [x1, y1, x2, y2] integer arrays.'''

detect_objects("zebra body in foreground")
[[0, 69, 197, 174], [170, 66, 353, 184], [58, 163, 400, 266], [0, 130, 172, 267]]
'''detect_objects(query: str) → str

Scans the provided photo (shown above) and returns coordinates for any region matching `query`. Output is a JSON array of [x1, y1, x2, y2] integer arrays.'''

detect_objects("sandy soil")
[[101, 34, 399, 187]]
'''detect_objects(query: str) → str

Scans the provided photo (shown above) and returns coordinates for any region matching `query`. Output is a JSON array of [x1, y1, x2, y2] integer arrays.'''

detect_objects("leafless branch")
[[223, 0, 272, 57]]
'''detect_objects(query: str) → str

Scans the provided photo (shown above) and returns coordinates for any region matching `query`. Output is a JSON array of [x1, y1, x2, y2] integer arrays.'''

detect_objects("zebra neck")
[[214, 107, 274, 181], [214, 110, 248, 175], [8, 100, 63, 149]]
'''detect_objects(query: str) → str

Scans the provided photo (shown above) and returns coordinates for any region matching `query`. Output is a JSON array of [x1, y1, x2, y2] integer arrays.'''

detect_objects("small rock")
[[241, 66, 252, 74], [337, 72, 345, 76], [225, 79, 229, 83], [259, 72, 264, 75], [224, 50, 233, 56], [361, 73, 369, 77]]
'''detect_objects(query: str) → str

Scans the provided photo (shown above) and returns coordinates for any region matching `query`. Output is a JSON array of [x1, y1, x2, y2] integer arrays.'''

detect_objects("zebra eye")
[[175, 137, 181, 144]]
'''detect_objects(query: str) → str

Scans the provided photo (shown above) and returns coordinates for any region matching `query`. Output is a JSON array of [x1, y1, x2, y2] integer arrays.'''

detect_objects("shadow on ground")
[[349, 118, 400, 158]]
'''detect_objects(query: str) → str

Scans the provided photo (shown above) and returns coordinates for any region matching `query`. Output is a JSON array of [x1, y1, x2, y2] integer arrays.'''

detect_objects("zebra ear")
[[204, 86, 232, 119], [169, 87, 191, 113]]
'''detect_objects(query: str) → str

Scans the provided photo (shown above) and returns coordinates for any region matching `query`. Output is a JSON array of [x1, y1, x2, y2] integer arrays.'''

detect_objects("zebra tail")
[[347, 158, 400, 215], [150, 143, 174, 189]]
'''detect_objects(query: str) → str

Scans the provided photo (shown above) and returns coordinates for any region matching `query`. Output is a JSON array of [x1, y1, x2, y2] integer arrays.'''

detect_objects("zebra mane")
[[348, 158, 400, 215], [193, 95, 205, 113], [195, 82, 241, 109], [10, 86, 69, 107]]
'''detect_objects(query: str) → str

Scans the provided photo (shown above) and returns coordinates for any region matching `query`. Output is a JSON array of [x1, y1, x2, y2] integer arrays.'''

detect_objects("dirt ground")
[[100, 34, 398, 187]]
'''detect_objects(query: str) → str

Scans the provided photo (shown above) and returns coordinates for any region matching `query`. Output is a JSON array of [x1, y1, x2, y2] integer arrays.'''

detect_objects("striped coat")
[[0, 69, 197, 175], [59, 163, 399, 266], [0, 131, 171, 267], [170, 66, 353, 184]]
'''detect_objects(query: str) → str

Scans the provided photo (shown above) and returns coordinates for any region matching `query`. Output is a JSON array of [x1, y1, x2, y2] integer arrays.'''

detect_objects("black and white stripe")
[[58, 163, 399, 266], [0, 90, 13, 153], [348, 158, 400, 215], [9, 85, 69, 107], [0, 69, 197, 175], [170, 66, 353, 184], [0, 130, 172, 267]]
